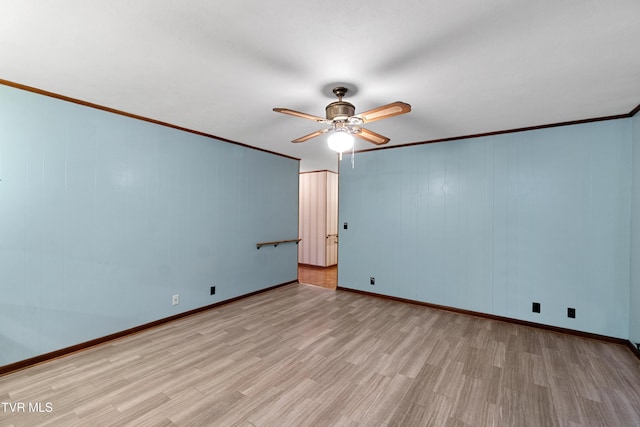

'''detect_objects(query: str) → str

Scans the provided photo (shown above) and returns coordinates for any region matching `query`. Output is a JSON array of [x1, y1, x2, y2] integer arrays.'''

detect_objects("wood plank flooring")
[[298, 264, 337, 290], [1, 283, 639, 426]]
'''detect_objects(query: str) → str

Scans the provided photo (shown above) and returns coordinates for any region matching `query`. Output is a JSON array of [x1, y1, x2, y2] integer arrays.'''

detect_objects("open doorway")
[[298, 170, 338, 290]]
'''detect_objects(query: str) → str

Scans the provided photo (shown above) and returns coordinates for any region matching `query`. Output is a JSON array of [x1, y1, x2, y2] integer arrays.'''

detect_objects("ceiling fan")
[[273, 86, 411, 154]]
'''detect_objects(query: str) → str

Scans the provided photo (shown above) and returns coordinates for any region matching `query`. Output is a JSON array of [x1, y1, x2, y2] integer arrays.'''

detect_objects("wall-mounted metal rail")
[[256, 239, 301, 250]]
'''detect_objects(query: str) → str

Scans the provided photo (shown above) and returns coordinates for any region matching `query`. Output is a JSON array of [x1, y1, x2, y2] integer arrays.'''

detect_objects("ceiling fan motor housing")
[[326, 101, 355, 121]]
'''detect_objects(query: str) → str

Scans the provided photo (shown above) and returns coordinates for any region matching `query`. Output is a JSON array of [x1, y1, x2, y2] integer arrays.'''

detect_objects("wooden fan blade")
[[355, 127, 390, 145], [292, 128, 329, 143], [356, 102, 411, 123], [273, 108, 326, 122]]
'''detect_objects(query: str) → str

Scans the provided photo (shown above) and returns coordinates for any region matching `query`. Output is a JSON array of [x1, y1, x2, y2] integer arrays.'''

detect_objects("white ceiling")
[[2, 1, 640, 172]]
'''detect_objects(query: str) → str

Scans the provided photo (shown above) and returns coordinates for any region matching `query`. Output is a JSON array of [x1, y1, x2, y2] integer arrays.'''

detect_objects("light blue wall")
[[339, 119, 632, 339], [631, 112, 640, 345], [0, 85, 299, 366]]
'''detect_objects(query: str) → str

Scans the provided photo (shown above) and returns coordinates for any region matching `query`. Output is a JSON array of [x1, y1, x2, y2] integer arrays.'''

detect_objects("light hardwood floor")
[[298, 264, 337, 290], [1, 283, 639, 426]]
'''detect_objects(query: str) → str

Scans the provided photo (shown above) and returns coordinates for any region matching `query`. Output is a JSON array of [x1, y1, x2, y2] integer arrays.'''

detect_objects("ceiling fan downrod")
[[332, 86, 348, 101]]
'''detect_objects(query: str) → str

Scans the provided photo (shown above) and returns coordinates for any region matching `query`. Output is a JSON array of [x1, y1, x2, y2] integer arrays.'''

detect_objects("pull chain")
[[351, 141, 355, 168]]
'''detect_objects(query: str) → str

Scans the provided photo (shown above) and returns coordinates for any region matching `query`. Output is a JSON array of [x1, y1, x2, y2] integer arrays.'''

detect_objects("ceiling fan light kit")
[[327, 130, 354, 154], [273, 85, 411, 157]]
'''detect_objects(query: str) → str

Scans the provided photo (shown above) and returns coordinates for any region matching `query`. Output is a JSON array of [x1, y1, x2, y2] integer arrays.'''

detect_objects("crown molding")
[[358, 104, 640, 154], [0, 78, 300, 161]]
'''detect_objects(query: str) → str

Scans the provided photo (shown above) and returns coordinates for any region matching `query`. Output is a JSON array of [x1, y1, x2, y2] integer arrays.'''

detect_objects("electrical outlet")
[[210, 286, 216, 295], [370, 277, 375, 285], [568, 307, 575, 318], [344, 222, 348, 230], [532, 302, 540, 313], [172, 294, 179, 306]]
